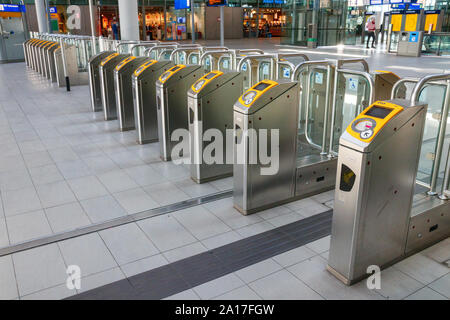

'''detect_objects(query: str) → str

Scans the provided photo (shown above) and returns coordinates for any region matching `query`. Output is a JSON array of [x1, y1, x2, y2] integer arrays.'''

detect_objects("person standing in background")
[[111, 18, 119, 40], [366, 17, 377, 49]]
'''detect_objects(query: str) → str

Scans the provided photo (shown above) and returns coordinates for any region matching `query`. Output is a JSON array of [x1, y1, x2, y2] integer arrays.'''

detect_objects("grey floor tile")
[[163, 242, 208, 263], [393, 252, 449, 285], [213, 285, 262, 300], [249, 269, 323, 300], [29, 164, 64, 185], [0, 169, 33, 192], [173, 206, 231, 240], [48, 146, 79, 163], [36, 180, 77, 208], [143, 181, 191, 206], [99, 223, 159, 266], [273, 246, 317, 268], [0, 154, 27, 173], [2, 186, 42, 217], [164, 289, 200, 300], [67, 175, 109, 201], [428, 274, 450, 298], [305, 235, 331, 254], [13, 244, 68, 297], [6, 210, 53, 244], [209, 177, 233, 192], [0, 256, 18, 300], [21, 284, 77, 300], [112, 187, 159, 214], [201, 231, 243, 250], [18, 139, 47, 154], [80, 194, 127, 223], [193, 273, 245, 300], [267, 211, 305, 227], [375, 267, 425, 300], [235, 221, 275, 238], [22, 151, 54, 168], [256, 205, 293, 220], [405, 287, 448, 300], [45, 202, 92, 233], [235, 259, 283, 283], [109, 151, 145, 169], [121, 254, 169, 278], [125, 165, 167, 187], [78, 267, 125, 293], [174, 178, 219, 198], [138, 214, 198, 252], [97, 169, 138, 193], [56, 160, 93, 180], [203, 198, 263, 229], [58, 233, 118, 277], [0, 218, 9, 247], [82, 155, 119, 174], [287, 256, 383, 300]]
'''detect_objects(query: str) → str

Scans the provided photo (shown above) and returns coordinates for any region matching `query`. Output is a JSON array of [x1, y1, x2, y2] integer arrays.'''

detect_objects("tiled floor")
[[0, 42, 449, 300]]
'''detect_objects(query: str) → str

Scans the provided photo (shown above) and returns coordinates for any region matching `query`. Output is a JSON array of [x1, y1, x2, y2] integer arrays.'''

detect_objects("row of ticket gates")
[[23, 39, 449, 286]]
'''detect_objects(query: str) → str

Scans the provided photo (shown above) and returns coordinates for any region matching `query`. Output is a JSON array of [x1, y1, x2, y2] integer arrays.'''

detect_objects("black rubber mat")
[[69, 209, 333, 300]]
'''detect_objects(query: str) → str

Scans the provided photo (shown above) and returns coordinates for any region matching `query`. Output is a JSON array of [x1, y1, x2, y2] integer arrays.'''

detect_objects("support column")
[[35, 0, 48, 33], [88, 0, 97, 55], [220, 6, 224, 47], [118, 0, 140, 41], [191, 0, 196, 43]]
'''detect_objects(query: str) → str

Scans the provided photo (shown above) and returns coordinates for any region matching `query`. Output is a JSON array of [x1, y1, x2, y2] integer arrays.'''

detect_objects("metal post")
[[44, 0, 51, 33], [142, 0, 147, 40], [256, 0, 259, 38], [59, 38, 70, 91], [429, 80, 450, 195], [191, 0, 196, 43], [35, 0, 48, 34], [88, 0, 97, 55], [164, 0, 167, 40], [220, 6, 224, 47], [321, 64, 332, 155], [291, 0, 296, 45]]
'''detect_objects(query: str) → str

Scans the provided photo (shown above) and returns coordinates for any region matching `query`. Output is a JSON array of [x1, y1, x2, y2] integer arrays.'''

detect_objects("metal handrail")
[[145, 44, 178, 57], [391, 77, 419, 99], [199, 49, 232, 70], [129, 42, 159, 56], [237, 54, 277, 87], [328, 68, 375, 156], [336, 58, 370, 73], [411, 73, 450, 103], [169, 47, 203, 64], [411, 74, 450, 195]]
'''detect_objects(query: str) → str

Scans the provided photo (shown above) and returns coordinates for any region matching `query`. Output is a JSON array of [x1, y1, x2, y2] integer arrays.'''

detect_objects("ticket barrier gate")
[[132, 59, 174, 144], [187, 52, 308, 184], [327, 97, 449, 285], [114, 56, 153, 131], [99, 53, 131, 120], [233, 59, 401, 215], [88, 51, 115, 112], [156, 64, 204, 161], [188, 71, 245, 183]]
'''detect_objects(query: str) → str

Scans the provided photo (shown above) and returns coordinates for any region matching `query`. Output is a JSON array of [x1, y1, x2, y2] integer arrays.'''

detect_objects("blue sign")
[[370, 0, 383, 5], [49, 7, 57, 14], [174, 0, 190, 10], [409, 32, 418, 42], [0, 4, 26, 12], [263, 0, 285, 3]]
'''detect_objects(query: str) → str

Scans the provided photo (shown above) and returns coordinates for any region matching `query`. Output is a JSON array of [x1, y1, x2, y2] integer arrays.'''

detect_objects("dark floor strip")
[[69, 209, 333, 300], [0, 190, 232, 258]]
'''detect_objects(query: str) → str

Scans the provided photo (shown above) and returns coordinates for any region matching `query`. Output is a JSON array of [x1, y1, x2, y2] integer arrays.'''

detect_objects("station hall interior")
[[0, 0, 449, 302]]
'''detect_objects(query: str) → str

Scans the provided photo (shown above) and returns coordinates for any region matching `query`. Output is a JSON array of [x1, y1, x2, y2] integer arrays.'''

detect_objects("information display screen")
[[365, 106, 392, 119], [204, 72, 218, 79], [254, 82, 271, 91]]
